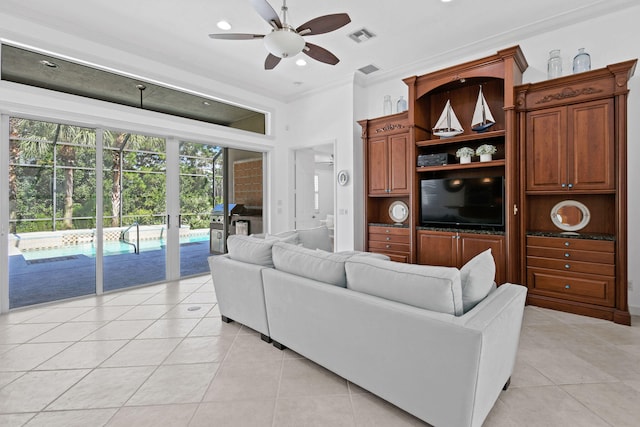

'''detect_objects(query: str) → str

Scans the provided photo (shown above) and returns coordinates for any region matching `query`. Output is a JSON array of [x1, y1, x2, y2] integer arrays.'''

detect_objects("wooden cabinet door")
[[459, 233, 506, 285], [367, 137, 389, 195], [568, 99, 615, 191], [388, 134, 410, 194], [526, 107, 567, 191], [417, 230, 456, 267]]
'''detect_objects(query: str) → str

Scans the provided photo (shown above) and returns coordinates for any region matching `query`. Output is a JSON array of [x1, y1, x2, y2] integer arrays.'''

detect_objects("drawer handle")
[[561, 183, 566, 188], [386, 237, 391, 241], [565, 264, 571, 269], [386, 244, 391, 249], [564, 242, 570, 247], [385, 229, 390, 233], [564, 253, 570, 258], [568, 183, 574, 189], [565, 284, 571, 289]]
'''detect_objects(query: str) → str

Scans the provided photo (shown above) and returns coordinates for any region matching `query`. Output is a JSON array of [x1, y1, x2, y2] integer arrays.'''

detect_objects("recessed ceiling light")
[[441, 0, 453, 2], [38, 59, 58, 68], [295, 58, 307, 67], [217, 20, 232, 30]]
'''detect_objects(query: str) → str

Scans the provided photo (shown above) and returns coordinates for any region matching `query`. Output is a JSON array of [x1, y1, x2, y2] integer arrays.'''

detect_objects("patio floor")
[[8, 242, 214, 309]]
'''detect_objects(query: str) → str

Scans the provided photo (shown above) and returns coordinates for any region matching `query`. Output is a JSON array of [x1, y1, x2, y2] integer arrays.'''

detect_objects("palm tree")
[[10, 118, 94, 230], [104, 131, 164, 227], [10, 118, 166, 231]]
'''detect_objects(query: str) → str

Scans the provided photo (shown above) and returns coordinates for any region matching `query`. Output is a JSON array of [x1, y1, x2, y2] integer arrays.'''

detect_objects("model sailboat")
[[433, 100, 464, 137], [471, 85, 496, 132]]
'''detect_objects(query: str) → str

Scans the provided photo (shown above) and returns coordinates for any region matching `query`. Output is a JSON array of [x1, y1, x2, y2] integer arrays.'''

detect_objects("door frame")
[[291, 139, 337, 249]]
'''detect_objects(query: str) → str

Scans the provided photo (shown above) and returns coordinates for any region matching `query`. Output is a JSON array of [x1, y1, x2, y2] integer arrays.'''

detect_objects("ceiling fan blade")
[[209, 33, 265, 40], [265, 53, 282, 70], [296, 13, 351, 36], [250, 0, 282, 29], [303, 42, 339, 65]]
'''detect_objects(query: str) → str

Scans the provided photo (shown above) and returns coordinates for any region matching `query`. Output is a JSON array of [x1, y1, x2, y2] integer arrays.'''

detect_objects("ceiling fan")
[[209, 0, 351, 70]]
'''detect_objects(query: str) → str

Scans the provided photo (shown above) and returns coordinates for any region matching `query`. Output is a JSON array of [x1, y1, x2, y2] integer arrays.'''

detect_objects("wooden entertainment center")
[[359, 45, 637, 324]]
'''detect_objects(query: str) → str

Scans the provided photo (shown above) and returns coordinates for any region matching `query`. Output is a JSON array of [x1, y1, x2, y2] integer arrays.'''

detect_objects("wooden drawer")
[[368, 240, 410, 253], [527, 256, 615, 276], [368, 232, 410, 244], [526, 235, 614, 252], [527, 246, 615, 264], [527, 267, 615, 307], [371, 250, 409, 263], [368, 226, 410, 237]]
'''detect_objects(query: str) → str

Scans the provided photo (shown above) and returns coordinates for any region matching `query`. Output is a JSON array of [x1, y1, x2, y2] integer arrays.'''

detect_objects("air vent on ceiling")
[[348, 28, 375, 43], [357, 64, 380, 75]]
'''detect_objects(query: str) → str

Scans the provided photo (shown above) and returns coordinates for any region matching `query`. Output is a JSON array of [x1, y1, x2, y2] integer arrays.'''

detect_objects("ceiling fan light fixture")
[[216, 20, 232, 30], [264, 28, 305, 58]]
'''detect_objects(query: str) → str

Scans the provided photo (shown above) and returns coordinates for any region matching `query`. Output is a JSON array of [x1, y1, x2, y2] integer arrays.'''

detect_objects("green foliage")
[[9, 118, 221, 233]]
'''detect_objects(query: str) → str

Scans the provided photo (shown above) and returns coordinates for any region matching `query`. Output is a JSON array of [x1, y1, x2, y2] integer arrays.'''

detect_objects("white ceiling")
[[1, 0, 637, 102]]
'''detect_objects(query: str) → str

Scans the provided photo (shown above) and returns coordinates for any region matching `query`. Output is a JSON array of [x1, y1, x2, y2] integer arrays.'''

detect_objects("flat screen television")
[[420, 176, 504, 229]]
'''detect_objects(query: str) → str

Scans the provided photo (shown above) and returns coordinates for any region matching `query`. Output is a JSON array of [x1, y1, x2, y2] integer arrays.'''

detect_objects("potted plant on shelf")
[[456, 147, 475, 164], [476, 144, 497, 162]]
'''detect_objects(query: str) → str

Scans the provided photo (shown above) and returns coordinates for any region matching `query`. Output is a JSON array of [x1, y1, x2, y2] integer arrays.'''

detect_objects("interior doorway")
[[294, 143, 335, 247]]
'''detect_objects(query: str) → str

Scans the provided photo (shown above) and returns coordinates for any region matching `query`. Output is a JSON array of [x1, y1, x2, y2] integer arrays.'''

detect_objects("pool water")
[[20, 235, 209, 261]]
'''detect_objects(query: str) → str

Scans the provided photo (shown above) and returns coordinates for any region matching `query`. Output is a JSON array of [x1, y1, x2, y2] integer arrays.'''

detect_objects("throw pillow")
[[265, 231, 299, 245], [226, 234, 275, 267], [296, 225, 332, 252], [345, 257, 464, 316], [460, 249, 496, 312]]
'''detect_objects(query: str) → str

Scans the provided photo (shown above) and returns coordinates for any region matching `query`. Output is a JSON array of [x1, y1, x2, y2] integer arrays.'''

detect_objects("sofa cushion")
[[460, 249, 496, 312], [296, 225, 332, 251], [338, 251, 391, 261], [272, 242, 351, 287], [345, 257, 464, 316], [226, 235, 275, 267], [266, 230, 299, 245]]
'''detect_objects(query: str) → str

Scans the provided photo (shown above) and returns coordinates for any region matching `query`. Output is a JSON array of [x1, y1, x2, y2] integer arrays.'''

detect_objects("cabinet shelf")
[[416, 130, 505, 147], [416, 159, 505, 173]]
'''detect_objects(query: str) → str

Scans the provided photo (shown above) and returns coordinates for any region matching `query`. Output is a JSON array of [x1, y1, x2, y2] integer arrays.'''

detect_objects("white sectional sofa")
[[208, 233, 527, 427]]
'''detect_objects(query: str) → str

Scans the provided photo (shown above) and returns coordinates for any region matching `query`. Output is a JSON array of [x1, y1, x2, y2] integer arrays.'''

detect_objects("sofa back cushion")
[[460, 249, 496, 312], [345, 257, 464, 316], [226, 235, 275, 267], [296, 225, 332, 252], [265, 230, 299, 245], [272, 242, 351, 287]]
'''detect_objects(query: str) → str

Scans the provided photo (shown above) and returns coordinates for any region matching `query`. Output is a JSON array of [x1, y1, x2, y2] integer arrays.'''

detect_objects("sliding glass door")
[[3, 115, 264, 310], [178, 141, 220, 277], [102, 130, 167, 291], [8, 118, 96, 308]]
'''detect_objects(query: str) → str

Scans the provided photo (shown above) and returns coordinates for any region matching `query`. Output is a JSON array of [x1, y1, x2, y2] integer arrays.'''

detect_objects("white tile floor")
[[1, 275, 640, 426]]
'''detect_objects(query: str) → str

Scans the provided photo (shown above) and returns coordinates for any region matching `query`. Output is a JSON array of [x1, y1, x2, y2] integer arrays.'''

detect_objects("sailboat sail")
[[433, 100, 464, 137], [471, 85, 495, 132]]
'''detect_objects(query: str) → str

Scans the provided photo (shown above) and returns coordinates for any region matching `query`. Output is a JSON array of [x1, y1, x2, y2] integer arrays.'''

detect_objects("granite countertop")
[[527, 231, 615, 241], [368, 223, 410, 228], [416, 226, 505, 236]]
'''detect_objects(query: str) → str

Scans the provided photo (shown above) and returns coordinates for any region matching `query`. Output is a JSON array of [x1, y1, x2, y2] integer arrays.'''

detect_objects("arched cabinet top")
[[403, 46, 528, 100]]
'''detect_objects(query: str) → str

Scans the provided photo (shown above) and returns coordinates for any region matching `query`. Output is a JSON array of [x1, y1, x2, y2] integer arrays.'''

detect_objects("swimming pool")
[[19, 235, 209, 261]]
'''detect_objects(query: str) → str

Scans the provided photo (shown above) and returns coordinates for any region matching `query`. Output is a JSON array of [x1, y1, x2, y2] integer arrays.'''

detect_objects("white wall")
[[279, 80, 361, 251]]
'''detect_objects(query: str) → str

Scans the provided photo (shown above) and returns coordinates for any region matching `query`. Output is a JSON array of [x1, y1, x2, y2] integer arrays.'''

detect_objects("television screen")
[[420, 176, 504, 228]]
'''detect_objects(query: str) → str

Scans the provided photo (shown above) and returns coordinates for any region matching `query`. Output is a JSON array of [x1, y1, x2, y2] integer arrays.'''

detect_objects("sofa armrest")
[[208, 255, 271, 336], [456, 283, 527, 426]]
